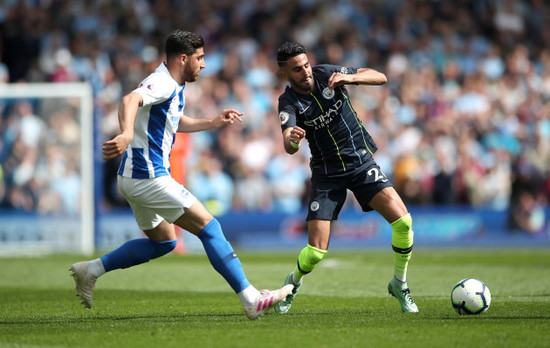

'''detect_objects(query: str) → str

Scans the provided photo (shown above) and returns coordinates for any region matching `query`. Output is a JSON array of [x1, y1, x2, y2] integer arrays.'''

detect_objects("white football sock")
[[237, 285, 259, 306], [87, 258, 106, 278]]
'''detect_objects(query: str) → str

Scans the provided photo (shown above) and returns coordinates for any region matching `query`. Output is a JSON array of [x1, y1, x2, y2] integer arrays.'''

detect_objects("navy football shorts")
[[306, 158, 393, 221]]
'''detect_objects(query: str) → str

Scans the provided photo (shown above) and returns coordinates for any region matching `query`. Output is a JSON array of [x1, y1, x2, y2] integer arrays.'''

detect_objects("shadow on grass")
[[0, 312, 247, 326]]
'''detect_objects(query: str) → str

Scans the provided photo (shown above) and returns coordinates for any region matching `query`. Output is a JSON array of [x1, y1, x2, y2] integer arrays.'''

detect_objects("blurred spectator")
[[508, 191, 546, 235], [233, 165, 273, 212], [266, 144, 309, 213], [187, 150, 234, 216]]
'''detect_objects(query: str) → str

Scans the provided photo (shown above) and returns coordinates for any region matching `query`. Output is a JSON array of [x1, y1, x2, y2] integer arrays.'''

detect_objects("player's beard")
[[184, 64, 200, 83], [290, 74, 314, 93]]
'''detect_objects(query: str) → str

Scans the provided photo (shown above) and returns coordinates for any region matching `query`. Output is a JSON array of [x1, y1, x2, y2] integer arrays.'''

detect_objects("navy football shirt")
[[278, 64, 378, 177]]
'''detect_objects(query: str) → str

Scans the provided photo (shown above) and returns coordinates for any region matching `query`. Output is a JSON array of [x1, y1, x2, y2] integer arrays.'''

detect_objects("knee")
[[151, 239, 177, 258], [391, 214, 413, 250], [391, 213, 412, 234], [198, 218, 222, 240]]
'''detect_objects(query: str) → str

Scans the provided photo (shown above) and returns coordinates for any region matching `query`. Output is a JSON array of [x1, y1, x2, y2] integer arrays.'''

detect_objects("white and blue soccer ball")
[[451, 278, 491, 315]]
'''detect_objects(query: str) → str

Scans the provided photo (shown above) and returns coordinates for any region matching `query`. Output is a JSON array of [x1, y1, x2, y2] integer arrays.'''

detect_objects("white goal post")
[[0, 83, 94, 255]]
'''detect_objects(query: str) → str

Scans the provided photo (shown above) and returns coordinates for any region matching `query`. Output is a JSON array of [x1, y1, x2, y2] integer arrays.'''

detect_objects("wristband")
[[290, 141, 300, 149]]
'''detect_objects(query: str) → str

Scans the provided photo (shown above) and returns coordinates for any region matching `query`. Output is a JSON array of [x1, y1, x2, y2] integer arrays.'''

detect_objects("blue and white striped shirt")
[[118, 63, 185, 179]]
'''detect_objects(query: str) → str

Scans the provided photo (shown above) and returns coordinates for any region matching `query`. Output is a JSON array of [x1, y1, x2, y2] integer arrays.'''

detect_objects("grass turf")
[[0, 248, 548, 347]]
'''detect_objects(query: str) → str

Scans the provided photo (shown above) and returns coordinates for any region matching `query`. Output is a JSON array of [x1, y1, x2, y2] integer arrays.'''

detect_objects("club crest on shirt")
[[322, 87, 335, 99], [279, 111, 290, 124]]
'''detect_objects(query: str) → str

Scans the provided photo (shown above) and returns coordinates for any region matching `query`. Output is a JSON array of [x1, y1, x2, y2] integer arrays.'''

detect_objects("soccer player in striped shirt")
[[274, 42, 418, 313], [69, 30, 292, 320]]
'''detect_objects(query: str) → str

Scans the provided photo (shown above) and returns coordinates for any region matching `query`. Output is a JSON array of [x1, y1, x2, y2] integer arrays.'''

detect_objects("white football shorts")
[[117, 175, 197, 230]]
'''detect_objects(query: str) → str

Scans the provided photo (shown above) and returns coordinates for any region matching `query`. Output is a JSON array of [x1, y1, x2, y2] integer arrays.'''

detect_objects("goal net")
[[0, 83, 94, 255]]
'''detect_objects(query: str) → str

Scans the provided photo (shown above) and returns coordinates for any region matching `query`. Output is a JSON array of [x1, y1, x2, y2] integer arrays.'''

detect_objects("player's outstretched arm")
[[327, 68, 387, 89], [177, 109, 243, 133], [102, 92, 142, 160]]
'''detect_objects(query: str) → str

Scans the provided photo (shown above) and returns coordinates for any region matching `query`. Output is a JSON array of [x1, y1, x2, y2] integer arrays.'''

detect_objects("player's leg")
[[70, 176, 182, 308], [69, 219, 177, 309], [369, 187, 411, 281], [174, 200, 251, 294], [93, 176, 180, 275], [175, 200, 292, 320], [275, 220, 330, 314], [296, 219, 331, 281], [295, 176, 346, 281], [100, 220, 178, 273], [369, 186, 418, 312], [276, 176, 346, 314]]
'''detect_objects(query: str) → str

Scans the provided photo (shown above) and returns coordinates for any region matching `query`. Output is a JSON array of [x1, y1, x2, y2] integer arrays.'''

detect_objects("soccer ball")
[[450, 278, 491, 315]]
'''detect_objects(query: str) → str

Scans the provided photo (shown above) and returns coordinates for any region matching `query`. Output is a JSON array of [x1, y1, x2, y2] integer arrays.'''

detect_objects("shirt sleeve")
[[133, 73, 175, 107], [316, 64, 359, 82], [278, 94, 297, 132]]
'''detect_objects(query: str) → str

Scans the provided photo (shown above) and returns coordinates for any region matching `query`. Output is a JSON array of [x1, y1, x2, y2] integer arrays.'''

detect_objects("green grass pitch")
[[0, 248, 548, 347]]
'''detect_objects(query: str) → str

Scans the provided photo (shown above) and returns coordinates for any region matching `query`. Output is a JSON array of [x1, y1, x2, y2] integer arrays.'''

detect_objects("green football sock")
[[391, 213, 414, 283], [293, 244, 327, 283]]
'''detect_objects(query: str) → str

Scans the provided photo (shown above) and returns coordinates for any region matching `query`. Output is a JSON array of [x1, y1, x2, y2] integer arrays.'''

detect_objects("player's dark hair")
[[277, 42, 306, 67], [165, 30, 204, 59]]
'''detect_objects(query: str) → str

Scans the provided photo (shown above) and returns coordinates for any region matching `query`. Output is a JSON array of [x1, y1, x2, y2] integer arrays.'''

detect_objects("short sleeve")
[[316, 64, 358, 79], [133, 74, 175, 106], [278, 95, 297, 131]]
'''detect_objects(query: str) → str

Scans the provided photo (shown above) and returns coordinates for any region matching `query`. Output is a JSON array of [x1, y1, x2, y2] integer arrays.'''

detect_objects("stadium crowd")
[[0, 0, 549, 234]]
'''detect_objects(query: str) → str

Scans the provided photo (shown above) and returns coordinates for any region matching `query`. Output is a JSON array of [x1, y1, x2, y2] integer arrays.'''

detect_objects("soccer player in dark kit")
[[274, 42, 418, 313]]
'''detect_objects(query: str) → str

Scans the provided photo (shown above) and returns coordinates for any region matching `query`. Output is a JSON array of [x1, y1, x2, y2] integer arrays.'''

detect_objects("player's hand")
[[102, 134, 132, 160], [290, 126, 306, 143], [214, 109, 243, 128], [327, 73, 351, 90]]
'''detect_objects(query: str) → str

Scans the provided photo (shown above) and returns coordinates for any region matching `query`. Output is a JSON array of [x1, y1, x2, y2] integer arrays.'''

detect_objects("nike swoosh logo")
[[298, 106, 310, 114]]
